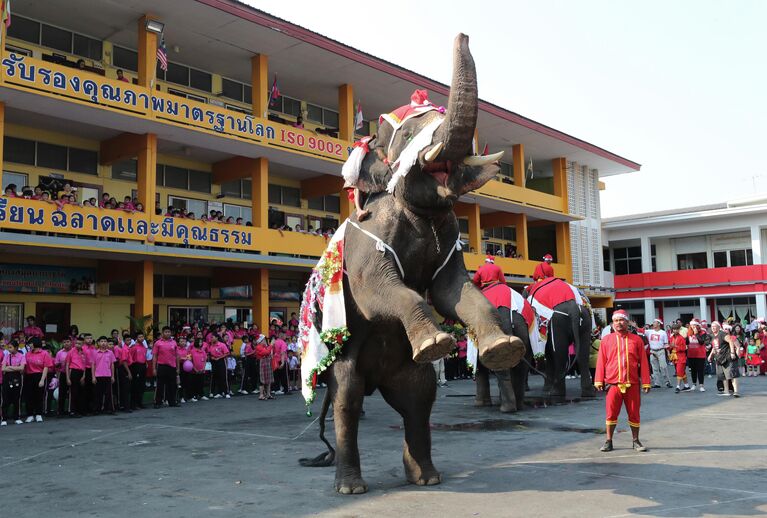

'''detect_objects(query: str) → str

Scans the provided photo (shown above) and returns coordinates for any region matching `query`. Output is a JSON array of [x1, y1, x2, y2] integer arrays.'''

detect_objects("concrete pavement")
[[2, 375, 766, 517]]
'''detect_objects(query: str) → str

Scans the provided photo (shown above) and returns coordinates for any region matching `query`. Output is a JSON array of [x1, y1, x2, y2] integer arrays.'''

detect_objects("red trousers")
[[675, 356, 687, 379], [605, 384, 641, 427]]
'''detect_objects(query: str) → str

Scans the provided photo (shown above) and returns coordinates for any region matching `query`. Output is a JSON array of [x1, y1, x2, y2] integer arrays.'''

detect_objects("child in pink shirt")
[[2, 340, 25, 425], [65, 339, 89, 417], [90, 336, 116, 414], [187, 338, 208, 401], [54, 338, 72, 416], [23, 337, 53, 422]]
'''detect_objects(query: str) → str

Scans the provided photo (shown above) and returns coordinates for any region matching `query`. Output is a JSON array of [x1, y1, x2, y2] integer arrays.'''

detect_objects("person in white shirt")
[[644, 319, 672, 388]]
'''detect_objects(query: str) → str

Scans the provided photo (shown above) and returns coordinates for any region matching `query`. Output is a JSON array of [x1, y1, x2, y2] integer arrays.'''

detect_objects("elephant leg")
[[379, 362, 441, 487], [474, 361, 492, 406], [431, 264, 524, 371], [354, 278, 453, 364], [510, 361, 527, 410], [495, 368, 517, 413], [330, 360, 368, 495], [542, 336, 554, 394], [547, 316, 569, 399]]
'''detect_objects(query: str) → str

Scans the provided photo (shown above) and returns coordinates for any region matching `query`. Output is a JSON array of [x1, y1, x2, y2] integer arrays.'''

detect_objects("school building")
[[603, 195, 767, 326], [0, 1, 639, 339]]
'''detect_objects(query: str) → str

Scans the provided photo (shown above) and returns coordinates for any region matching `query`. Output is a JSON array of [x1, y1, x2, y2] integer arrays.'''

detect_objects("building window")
[[40, 24, 72, 53], [498, 162, 514, 183], [714, 251, 727, 268], [2, 171, 28, 191], [7, 16, 40, 45], [158, 62, 212, 93], [112, 159, 138, 181], [189, 69, 212, 92], [603, 247, 611, 272], [223, 203, 252, 222], [168, 196, 207, 218], [0, 303, 24, 337], [113, 46, 138, 72], [68, 148, 98, 175], [220, 178, 252, 200], [156, 164, 211, 193], [613, 246, 642, 275], [4, 137, 97, 175], [268, 184, 301, 207], [306, 103, 339, 128], [458, 218, 469, 235], [221, 78, 252, 104], [307, 194, 340, 213], [72, 33, 103, 61], [715, 249, 754, 267], [188, 277, 211, 299], [163, 275, 188, 298], [4, 137, 36, 165], [677, 252, 707, 270], [280, 96, 302, 117], [651, 244, 657, 273], [108, 280, 135, 296], [168, 306, 208, 328]]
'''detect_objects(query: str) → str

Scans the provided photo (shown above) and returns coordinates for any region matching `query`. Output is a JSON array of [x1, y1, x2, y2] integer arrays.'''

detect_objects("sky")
[[244, 0, 767, 217]]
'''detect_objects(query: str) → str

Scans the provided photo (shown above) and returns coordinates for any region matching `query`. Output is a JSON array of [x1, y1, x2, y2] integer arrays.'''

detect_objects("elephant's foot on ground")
[[412, 332, 455, 363], [405, 463, 442, 486], [479, 335, 525, 370], [474, 398, 492, 407], [335, 475, 369, 495], [499, 402, 518, 413]]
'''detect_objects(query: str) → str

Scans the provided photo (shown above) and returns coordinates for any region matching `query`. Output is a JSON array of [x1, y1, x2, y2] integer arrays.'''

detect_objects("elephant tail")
[[298, 388, 336, 467]]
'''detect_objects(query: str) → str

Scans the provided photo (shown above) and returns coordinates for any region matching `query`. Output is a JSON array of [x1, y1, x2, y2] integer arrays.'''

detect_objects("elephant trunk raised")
[[438, 33, 478, 164]]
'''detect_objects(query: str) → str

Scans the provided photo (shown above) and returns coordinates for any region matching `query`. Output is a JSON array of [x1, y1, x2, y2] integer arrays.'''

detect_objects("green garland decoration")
[[317, 246, 343, 286], [304, 326, 350, 415]]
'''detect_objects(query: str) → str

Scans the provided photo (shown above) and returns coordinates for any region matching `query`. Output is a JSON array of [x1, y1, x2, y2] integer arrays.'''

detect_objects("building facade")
[[603, 196, 767, 326], [0, 1, 638, 339]]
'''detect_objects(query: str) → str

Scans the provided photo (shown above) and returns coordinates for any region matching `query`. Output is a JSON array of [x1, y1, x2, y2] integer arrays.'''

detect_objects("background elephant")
[[475, 308, 532, 412], [300, 34, 525, 495], [525, 278, 595, 400]]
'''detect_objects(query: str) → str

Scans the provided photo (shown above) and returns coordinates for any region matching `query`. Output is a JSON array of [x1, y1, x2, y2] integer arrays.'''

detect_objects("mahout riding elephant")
[[299, 34, 525, 495], [474, 282, 534, 412], [524, 277, 595, 400]]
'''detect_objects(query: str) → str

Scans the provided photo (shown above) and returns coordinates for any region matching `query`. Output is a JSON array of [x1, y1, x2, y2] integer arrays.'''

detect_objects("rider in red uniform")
[[472, 256, 505, 288]]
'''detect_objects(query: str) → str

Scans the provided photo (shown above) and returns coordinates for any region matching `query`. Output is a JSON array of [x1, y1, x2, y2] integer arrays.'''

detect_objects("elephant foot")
[[479, 336, 525, 371], [499, 402, 518, 413], [335, 476, 369, 495], [405, 464, 442, 487], [474, 398, 492, 407], [412, 332, 455, 363]]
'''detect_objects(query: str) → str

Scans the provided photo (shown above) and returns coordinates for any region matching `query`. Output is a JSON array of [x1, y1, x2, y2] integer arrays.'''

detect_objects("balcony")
[[0, 52, 352, 165], [0, 197, 575, 282], [614, 265, 767, 299]]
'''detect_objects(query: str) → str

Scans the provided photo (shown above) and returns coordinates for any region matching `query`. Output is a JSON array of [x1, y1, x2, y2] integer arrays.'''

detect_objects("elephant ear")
[[354, 134, 392, 194], [455, 163, 501, 195]]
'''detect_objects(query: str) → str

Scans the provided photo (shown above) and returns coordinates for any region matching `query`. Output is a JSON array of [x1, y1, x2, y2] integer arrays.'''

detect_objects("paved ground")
[[3, 375, 767, 518]]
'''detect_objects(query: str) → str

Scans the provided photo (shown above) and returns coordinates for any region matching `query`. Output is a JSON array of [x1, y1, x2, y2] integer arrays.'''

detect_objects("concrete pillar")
[[512, 144, 525, 187], [251, 54, 268, 118], [250, 158, 268, 229], [699, 297, 708, 321], [137, 15, 159, 88], [756, 293, 767, 319], [134, 260, 154, 321], [338, 84, 355, 141], [251, 269, 269, 333], [644, 299, 655, 325], [751, 225, 763, 264], [136, 134, 157, 218], [514, 213, 528, 261], [640, 235, 652, 273]]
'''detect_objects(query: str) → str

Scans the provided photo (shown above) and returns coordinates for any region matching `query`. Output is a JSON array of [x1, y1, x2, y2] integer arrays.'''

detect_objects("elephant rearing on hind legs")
[[299, 34, 525, 495]]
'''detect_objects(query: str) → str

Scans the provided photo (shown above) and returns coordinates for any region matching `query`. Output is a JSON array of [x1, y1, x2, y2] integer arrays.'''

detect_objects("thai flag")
[[157, 36, 168, 72], [269, 75, 280, 106]]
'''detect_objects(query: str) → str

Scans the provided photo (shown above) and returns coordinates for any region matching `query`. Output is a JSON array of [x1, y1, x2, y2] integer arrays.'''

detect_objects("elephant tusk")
[[424, 142, 444, 163], [463, 151, 504, 166]]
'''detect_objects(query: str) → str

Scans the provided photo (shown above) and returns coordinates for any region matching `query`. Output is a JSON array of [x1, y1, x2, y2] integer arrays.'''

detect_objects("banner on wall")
[[0, 264, 97, 294]]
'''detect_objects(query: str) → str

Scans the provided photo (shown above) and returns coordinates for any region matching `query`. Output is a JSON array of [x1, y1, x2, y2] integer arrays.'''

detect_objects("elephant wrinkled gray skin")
[[299, 34, 525, 495], [475, 309, 532, 413]]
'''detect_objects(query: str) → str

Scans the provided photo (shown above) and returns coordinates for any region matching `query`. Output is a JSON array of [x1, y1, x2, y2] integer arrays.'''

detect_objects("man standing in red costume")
[[472, 255, 505, 288], [532, 253, 555, 281], [594, 309, 651, 453]]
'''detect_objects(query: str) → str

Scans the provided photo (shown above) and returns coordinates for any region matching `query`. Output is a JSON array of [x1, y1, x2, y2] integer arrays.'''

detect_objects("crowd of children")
[[0, 315, 304, 426]]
